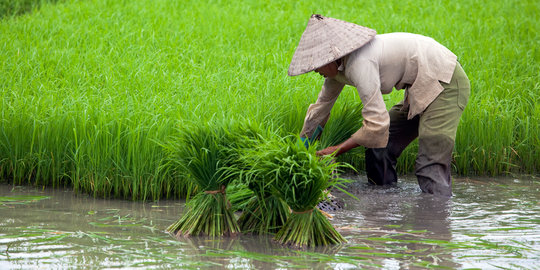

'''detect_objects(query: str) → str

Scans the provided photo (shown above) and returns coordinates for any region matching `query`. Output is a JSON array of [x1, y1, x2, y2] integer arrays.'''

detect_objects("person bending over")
[[289, 14, 470, 197]]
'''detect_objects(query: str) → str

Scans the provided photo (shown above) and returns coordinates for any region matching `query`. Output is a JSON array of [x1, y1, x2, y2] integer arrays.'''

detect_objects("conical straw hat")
[[288, 14, 376, 76]]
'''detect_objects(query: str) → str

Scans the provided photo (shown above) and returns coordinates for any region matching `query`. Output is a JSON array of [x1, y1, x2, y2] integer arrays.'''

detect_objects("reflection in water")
[[331, 175, 459, 269], [1, 175, 539, 269]]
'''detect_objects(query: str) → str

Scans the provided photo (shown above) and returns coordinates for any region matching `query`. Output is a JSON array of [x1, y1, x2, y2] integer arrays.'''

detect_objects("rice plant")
[[318, 102, 363, 149], [165, 120, 247, 237], [0, 0, 538, 201], [235, 177, 290, 235], [0, 0, 61, 18], [236, 195, 290, 235], [226, 182, 254, 213], [246, 136, 351, 247]]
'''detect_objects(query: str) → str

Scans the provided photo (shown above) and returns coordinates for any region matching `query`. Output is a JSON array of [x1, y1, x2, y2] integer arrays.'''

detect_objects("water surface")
[[1, 176, 539, 269]]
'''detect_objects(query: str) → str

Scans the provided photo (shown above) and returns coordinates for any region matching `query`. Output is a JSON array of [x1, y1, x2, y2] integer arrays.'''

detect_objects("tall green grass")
[[0, 0, 61, 18], [0, 0, 538, 200]]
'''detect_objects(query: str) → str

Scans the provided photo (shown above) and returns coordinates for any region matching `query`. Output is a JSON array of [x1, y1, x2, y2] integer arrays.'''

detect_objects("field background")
[[1, 0, 538, 200]]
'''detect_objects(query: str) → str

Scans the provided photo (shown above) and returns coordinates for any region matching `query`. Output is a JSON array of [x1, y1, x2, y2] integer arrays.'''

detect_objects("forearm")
[[316, 137, 360, 157], [336, 138, 360, 155]]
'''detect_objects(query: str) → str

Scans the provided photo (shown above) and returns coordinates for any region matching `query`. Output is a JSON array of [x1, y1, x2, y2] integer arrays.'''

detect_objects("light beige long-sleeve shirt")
[[300, 33, 457, 148]]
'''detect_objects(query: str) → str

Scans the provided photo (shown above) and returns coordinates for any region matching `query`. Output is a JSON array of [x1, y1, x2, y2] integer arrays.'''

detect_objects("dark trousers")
[[366, 63, 470, 196]]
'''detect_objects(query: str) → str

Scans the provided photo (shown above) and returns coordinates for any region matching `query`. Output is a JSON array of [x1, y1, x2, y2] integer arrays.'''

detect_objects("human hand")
[[316, 138, 359, 157], [316, 145, 340, 156]]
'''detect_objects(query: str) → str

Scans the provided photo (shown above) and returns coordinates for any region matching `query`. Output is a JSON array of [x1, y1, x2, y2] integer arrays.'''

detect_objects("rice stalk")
[[226, 182, 254, 213], [245, 136, 350, 247], [167, 190, 239, 237], [236, 192, 290, 235], [165, 120, 243, 237], [274, 208, 345, 247], [165, 120, 269, 237], [318, 102, 363, 149]]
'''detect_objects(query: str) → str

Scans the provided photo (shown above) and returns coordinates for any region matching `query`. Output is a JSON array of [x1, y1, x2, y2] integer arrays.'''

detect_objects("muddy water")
[[1, 176, 539, 269]]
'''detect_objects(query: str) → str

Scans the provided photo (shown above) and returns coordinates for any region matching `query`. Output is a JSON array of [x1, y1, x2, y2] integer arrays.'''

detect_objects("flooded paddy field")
[[1, 176, 539, 269]]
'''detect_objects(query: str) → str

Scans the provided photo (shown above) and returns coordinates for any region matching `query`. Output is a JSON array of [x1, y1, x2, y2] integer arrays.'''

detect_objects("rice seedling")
[[0, 0, 60, 18], [318, 102, 364, 149], [225, 182, 254, 213], [164, 122, 239, 237], [210, 126, 291, 235], [235, 180, 290, 235], [165, 120, 264, 237], [245, 136, 351, 247]]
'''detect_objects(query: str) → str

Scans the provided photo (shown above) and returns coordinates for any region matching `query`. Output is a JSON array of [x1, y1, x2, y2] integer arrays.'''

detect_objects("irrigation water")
[[1, 176, 538, 269]]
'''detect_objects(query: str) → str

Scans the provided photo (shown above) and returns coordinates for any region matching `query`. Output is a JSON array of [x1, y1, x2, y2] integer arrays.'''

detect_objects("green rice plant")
[[318, 102, 363, 149], [221, 126, 291, 235], [246, 136, 351, 247], [0, 0, 538, 200], [317, 101, 365, 171], [165, 120, 264, 237], [226, 182, 254, 213], [0, 0, 60, 18], [235, 180, 290, 235], [165, 121, 240, 237], [167, 190, 238, 237]]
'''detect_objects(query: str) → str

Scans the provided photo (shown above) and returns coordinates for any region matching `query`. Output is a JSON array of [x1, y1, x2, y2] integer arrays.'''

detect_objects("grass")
[[0, 0, 61, 18], [0, 0, 538, 200]]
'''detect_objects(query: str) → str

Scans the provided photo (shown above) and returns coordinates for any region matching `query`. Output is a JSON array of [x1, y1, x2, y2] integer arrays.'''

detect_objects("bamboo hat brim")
[[288, 14, 376, 76]]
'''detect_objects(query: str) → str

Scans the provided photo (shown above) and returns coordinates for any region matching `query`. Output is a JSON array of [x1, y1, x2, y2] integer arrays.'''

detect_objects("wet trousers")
[[365, 63, 470, 196]]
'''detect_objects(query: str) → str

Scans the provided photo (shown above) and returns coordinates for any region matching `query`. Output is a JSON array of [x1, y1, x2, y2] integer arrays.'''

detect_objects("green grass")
[[0, 0, 538, 200], [0, 0, 61, 18]]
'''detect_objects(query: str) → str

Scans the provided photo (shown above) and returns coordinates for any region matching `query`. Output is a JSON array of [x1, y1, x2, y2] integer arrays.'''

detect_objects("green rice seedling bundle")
[[165, 121, 252, 237], [226, 182, 254, 213], [236, 178, 290, 235], [247, 136, 350, 247], [225, 128, 290, 234]]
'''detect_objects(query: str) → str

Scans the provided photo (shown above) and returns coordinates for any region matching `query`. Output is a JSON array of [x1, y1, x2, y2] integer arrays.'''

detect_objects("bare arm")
[[316, 137, 359, 156]]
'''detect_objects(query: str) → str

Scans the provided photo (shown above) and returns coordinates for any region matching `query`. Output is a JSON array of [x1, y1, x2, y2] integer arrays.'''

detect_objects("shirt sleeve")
[[346, 57, 390, 148], [300, 78, 345, 138]]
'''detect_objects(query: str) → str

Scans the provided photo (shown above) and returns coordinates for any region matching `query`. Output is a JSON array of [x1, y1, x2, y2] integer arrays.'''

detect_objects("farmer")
[[289, 14, 470, 197]]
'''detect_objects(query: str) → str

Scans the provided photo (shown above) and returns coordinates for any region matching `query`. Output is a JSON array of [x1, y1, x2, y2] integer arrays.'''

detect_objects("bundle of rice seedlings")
[[248, 136, 351, 247], [236, 180, 290, 234], [165, 120, 250, 237], [226, 182, 254, 213], [314, 102, 363, 211], [222, 129, 290, 234]]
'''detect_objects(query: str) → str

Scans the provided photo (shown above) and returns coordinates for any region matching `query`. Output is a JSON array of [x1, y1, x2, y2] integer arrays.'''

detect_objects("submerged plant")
[[246, 136, 350, 247], [165, 120, 256, 237]]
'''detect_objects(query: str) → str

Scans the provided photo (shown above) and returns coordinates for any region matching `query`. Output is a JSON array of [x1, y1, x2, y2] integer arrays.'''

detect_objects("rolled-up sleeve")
[[346, 58, 389, 148], [300, 78, 345, 138]]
